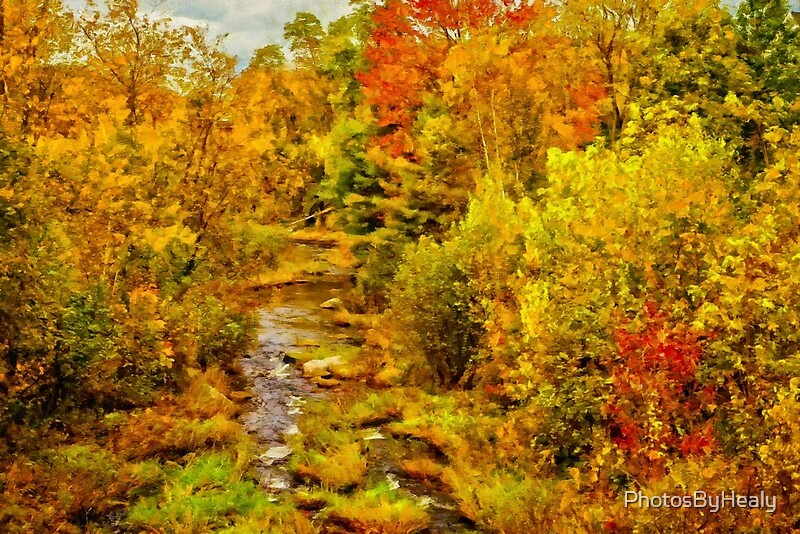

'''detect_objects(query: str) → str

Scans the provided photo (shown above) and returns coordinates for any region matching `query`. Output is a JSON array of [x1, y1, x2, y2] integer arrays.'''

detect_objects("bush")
[[350, 231, 408, 312], [125, 453, 290, 533], [195, 296, 256, 371], [390, 236, 483, 386]]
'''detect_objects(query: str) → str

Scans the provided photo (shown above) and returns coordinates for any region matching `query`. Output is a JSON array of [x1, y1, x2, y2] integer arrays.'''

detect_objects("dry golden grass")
[[294, 442, 368, 490], [400, 457, 445, 481]]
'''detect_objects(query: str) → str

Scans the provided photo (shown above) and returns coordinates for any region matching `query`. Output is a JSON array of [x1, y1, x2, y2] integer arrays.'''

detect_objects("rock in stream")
[[238, 266, 477, 532], [239, 278, 353, 491]]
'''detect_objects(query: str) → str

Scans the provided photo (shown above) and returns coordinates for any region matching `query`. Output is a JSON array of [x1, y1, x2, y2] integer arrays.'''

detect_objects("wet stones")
[[302, 355, 345, 378], [319, 297, 347, 312]]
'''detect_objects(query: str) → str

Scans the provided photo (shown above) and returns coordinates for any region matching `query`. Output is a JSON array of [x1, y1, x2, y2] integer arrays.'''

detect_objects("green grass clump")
[[294, 483, 430, 534], [323, 482, 430, 534], [345, 392, 405, 427], [443, 467, 560, 532], [125, 453, 310, 533], [292, 442, 368, 490], [0, 443, 135, 532]]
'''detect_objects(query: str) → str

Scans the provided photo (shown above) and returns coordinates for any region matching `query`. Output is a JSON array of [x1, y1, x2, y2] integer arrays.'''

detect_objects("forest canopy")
[[2, 0, 800, 532]]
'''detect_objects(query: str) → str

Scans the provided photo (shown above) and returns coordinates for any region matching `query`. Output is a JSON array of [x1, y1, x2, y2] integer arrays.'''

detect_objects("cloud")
[[63, 0, 353, 67]]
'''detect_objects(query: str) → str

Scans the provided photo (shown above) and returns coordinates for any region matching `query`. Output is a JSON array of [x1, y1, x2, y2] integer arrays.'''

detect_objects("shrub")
[[195, 296, 255, 370], [350, 231, 408, 312], [390, 236, 483, 386]]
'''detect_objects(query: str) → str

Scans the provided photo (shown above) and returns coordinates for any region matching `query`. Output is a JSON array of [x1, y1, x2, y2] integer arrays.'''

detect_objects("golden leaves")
[[142, 225, 197, 253], [6, 55, 24, 74], [543, 113, 576, 142]]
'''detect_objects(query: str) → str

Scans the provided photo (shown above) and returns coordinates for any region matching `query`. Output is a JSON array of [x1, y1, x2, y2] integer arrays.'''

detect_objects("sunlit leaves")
[[0, 0, 75, 139], [75, 0, 193, 126]]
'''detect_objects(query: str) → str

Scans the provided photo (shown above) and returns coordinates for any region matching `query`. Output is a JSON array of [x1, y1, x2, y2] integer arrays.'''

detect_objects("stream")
[[238, 246, 476, 533]]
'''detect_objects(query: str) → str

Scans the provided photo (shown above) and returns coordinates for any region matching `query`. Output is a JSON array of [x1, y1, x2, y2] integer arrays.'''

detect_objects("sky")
[[61, 0, 800, 70], [62, 0, 354, 69]]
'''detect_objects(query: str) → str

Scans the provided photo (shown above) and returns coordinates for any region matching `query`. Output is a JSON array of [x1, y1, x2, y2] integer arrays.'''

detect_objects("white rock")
[[386, 473, 400, 490], [362, 429, 386, 441], [319, 297, 347, 311], [302, 355, 345, 378], [416, 496, 435, 508], [287, 396, 306, 406], [269, 363, 293, 378], [268, 478, 291, 491], [260, 446, 292, 465]]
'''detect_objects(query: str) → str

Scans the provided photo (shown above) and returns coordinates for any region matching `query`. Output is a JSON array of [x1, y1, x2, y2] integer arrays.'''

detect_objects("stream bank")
[[239, 276, 353, 491], [238, 244, 477, 533]]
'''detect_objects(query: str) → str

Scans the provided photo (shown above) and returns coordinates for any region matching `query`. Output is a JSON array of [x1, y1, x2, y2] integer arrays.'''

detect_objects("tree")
[[729, 0, 800, 171], [557, 0, 697, 142], [736, 0, 800, 103], [249, 44, 286, 71], [359, 0, 536, 138], [325, 0, 605, 239], [0, 0, 75, 140], [438, 21, 605, 192], [0, 139, 70, 433], [76, 0, 191, 126], [284, 12, 324, 68]]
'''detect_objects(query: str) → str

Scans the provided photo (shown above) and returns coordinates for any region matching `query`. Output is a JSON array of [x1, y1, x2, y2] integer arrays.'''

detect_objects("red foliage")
[[358, 0, 541, 137], [602, 520, 620, 532], [604, 302, 718, 469], [679, 424, 717, 456]]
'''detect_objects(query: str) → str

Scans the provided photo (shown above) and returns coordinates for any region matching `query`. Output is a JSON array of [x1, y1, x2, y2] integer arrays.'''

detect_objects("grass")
[[292, 442, 369, 490], [295, 483, 430, 534], [441, 467, 563, 532], [125, 453, 314, 533], [400, 457, 445, 482], [0, 366, 312, 534], [345, 392, 405, 427], [241, 227, 355, 289], [283, 343, 548, 534]]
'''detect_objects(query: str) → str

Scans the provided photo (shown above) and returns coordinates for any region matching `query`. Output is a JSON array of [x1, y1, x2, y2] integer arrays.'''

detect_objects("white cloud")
[[62, 0, 353, 67]]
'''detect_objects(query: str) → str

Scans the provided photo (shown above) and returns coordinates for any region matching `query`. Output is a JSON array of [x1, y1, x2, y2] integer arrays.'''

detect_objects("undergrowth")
[[0, 367, 313, 534]]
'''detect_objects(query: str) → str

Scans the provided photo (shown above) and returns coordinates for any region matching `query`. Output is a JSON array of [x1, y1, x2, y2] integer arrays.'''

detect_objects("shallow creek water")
[[239, 249, 477, 532], [239, 277, 353, 491]]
